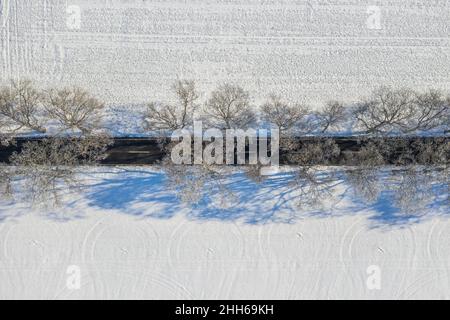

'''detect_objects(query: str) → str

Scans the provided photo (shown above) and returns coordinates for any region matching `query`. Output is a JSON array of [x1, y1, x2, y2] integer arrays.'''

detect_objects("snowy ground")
[[1, 0, 450, 108], [0, 167, 448, 299], [1, 0, 449, 299]]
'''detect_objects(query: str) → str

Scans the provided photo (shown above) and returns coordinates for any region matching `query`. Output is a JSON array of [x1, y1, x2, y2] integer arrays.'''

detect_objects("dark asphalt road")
[[0, 136, 448, 166]]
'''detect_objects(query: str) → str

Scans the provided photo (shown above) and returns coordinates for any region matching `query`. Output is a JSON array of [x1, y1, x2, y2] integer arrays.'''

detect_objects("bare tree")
[[173, 79, 199, 124], [260, 94, 310, 135], [349, 140, 386, 166], [354, 86, 416, 135], [143, 80, 199, 133], [349, 138, 449, 214], [377, 137, 450, 166], [244, 163, 268, 184], [161, 156, 235, 207], [446, 95, 450, 132], [280, 139, 341, 208], [346, 168, 382, 203], [407, 89, 450, 133], [388, 167, 437, 214], [0, 165, 13, 200], [345, 141, 386, 203], [0, 79, 46, 138], [291, 166, 336, 209], [43, 87, 104, 134], [203, 83, 255, 130], [0, 82, 111, 206], [315, 101, 347, 133], [286, 138, 341, 166], [414, 138, 449, 166], [10, 136, 110, 206]]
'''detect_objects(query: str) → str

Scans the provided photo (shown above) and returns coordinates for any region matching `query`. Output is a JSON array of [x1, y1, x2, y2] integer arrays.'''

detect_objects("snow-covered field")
[[1, 0, 449, 300], [1, 0, 450, 108], [1, 209, 449, 299], [0, 167, 448, 299]]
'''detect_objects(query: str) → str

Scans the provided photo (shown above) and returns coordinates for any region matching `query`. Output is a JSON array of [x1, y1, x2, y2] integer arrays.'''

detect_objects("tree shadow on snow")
[[1, 166, 448, 228], [84, 168, 182, 219], [83, 167, 449, 227]]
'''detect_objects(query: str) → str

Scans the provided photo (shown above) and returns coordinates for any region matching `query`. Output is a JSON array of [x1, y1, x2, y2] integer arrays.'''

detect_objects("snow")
[[1, 0, 450, 109], [1, 0, 449, 299], [0, 166, 448, 299]]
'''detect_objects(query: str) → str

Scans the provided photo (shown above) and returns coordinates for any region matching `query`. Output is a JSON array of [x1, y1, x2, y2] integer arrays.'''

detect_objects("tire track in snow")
[[80, 217, 110, 298], [395, 222, 440, 299], [81, 216, 193, 299], [167, 218, 247, 298], [7, 1, 450, 105], [1, 0, 11, 79], [338, 216, 366, 277], [390, 226, 418, 299], [426, 219, 450, 298], [0, 223, 12, 261]]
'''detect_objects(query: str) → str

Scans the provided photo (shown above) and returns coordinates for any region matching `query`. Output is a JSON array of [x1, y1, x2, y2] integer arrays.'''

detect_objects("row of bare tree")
[[0, 80, 111, 205], [0, 79, 105, 142], [0, 79, 448, 209], [1, 79, 449, 139], [143, 81, 448, 213], [143, 80, 450, 136]]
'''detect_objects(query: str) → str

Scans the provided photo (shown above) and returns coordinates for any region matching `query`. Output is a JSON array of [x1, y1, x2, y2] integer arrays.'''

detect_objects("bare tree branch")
[[143, 80, 199, 133], [354, 86, 416, 135], [315, 101, 347, 133], [260, 94, 310, 135], [9, 135, 111, 206], [43, 87, 104, 134], [203, 83, 255, 130], [0, 79, 46, 139], [406, 89, 450, 133]]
